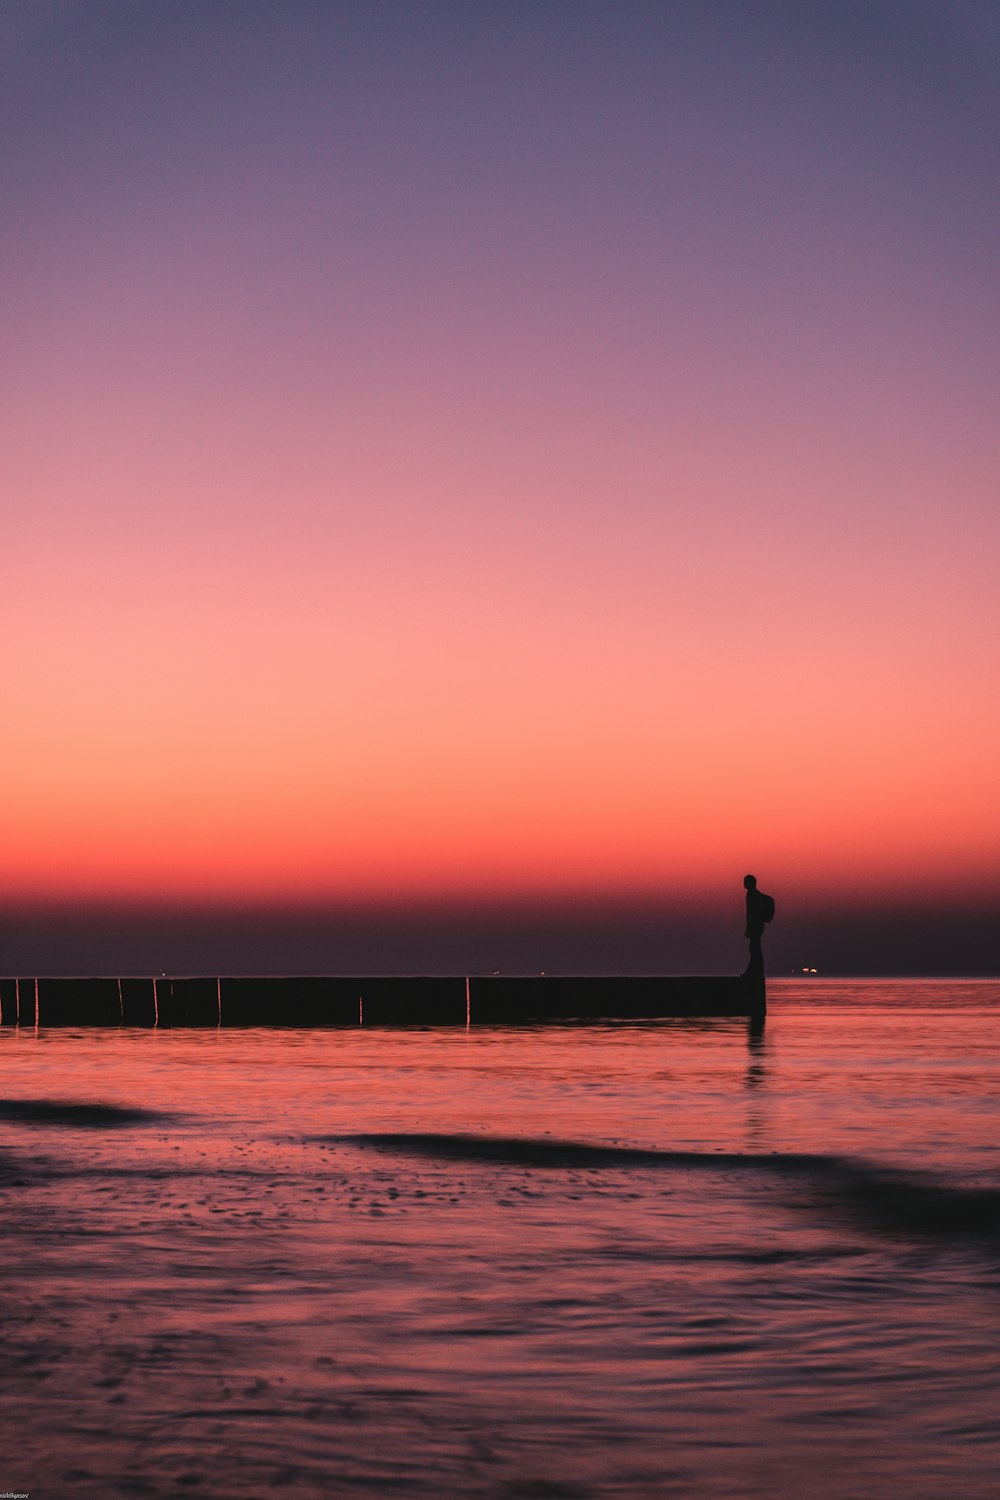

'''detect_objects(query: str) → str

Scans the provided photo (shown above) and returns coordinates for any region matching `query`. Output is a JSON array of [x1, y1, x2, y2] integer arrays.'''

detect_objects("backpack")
[[758, 892, 775, 924]]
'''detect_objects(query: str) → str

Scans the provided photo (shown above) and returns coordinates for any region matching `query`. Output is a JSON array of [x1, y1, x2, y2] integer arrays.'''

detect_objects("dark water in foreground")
[[1, 979, 998, 1498]]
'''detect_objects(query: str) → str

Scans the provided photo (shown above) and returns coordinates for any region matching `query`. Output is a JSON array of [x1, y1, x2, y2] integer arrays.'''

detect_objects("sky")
[[2, 0, 998, 974]]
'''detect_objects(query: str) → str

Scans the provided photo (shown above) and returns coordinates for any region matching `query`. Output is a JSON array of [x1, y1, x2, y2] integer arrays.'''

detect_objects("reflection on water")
[[744, 1016, 769, 1146], [0, 981, 999, 1498]]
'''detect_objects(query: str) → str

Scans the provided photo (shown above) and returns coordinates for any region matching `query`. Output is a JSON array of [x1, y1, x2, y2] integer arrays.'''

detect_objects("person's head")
[[744, 874, 757, 890]]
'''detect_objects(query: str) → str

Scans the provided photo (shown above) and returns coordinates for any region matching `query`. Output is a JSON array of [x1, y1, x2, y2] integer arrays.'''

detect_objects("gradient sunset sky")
[[3, 1, 997, 973]]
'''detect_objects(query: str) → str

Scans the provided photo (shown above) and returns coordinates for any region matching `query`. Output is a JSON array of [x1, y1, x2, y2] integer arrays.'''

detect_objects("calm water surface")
[[1, 978, 998, 1498]]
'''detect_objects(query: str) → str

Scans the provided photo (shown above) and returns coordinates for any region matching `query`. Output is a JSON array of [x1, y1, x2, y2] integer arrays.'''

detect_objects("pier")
[[0, 974, 764, 1027]]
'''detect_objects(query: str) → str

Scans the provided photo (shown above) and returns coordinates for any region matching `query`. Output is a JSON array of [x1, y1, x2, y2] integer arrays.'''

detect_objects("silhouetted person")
[[743, 874, 775, 979]]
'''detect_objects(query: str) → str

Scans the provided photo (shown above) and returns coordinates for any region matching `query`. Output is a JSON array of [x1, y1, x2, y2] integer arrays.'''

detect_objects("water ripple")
[[331, 1133, 1000, 1241]]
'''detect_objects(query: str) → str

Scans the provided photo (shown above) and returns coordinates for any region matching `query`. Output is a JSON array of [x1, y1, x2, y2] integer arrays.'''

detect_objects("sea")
[[1, 978, 998, 1499]]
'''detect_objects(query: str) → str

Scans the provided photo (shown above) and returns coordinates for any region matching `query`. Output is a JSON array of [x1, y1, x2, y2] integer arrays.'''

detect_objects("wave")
[[329, 1133, 1000, 1241], [0, 1098, 169, 1127]]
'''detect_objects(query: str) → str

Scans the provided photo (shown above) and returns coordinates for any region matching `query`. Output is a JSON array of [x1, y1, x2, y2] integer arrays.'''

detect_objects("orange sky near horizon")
[[3, 522, 995, 907]]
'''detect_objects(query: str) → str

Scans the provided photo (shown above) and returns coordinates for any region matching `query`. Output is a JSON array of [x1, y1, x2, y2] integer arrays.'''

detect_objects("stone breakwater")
[[0, 973, 764, 1027]]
